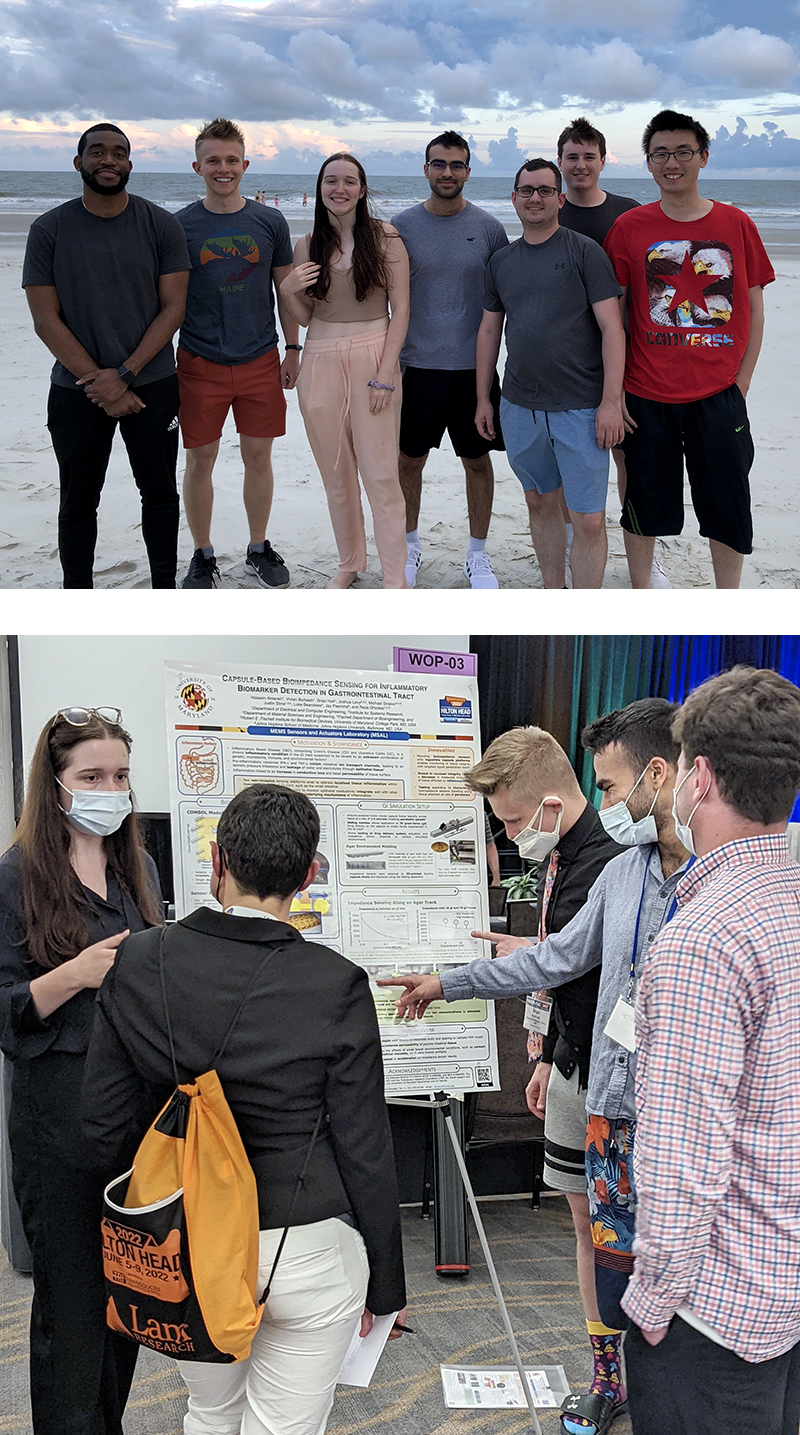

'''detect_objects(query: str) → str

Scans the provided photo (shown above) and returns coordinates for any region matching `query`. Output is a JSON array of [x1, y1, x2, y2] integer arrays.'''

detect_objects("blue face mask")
[[599, 764, 659, 847], [57, 777, 132, 838]]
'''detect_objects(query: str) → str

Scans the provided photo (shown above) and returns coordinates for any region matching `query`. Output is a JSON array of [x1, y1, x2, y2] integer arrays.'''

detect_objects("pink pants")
[[296, 329, 408, 588]]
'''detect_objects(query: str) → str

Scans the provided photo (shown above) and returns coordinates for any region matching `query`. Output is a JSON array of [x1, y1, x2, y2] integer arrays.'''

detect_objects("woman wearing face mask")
[[0, 708, 163, 1435], [279, 153, 409, 589]]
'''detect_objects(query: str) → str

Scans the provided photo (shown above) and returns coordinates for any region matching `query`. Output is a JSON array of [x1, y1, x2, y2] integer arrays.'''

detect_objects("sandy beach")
[[1, 212, 798, 590]]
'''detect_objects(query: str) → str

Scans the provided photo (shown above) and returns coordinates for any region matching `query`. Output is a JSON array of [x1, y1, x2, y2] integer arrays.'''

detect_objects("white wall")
[[16, 635, 470, 812]]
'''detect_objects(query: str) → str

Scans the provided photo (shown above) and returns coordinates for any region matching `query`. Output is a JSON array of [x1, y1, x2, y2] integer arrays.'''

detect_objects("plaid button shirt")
[[622, 833, 800, 1361]]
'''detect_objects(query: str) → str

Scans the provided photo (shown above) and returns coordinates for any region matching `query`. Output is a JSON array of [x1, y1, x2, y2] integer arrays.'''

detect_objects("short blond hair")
[[465, 727, 581, 800], [195, 117, 245, 154]]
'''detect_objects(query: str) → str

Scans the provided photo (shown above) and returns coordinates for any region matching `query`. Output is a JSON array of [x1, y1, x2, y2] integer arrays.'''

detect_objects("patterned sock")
[[587, 1320, 625, 1403]]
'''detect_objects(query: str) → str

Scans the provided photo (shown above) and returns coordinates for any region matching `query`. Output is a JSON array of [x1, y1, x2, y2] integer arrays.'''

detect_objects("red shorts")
[[176, 346, 286, 448]]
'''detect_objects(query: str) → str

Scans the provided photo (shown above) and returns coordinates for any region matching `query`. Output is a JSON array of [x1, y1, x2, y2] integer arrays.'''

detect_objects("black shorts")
[[620, 384, 754, 554], [400, 367, 505, 459]]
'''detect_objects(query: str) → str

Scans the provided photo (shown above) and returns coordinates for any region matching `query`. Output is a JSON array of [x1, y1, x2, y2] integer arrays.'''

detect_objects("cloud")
[[1, 0, 799, 148], [709, 116, 800, 168], [684, 27, 798, 92]]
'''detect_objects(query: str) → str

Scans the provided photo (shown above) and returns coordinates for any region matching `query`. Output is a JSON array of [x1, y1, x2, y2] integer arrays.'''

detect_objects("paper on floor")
[[440, 1364, 570, 1409]]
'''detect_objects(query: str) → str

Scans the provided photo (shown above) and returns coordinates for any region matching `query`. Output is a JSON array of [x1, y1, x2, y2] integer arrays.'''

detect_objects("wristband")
[[117, 365, 136, 386], [285, 344, 303, 351], [367, 379, 395, 392]]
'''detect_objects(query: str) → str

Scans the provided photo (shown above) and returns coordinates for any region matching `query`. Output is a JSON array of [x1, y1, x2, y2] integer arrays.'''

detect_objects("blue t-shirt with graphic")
[[176, 198, 293, 365]]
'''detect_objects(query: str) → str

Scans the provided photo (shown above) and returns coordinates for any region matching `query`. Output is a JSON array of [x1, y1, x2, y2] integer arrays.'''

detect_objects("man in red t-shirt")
[[604, 108, 775, 590]]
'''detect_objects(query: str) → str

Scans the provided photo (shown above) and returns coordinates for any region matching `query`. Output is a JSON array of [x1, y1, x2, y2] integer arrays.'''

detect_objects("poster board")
[[164, 659, 499, 1096]]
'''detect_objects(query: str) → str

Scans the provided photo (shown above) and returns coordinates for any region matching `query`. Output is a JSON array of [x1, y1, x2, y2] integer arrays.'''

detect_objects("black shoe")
[[181, 549, 220, 589], [245, 541, 290, 589]]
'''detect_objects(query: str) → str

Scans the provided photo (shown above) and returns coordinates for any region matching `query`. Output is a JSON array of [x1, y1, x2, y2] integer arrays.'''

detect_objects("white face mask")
[[513, 796, 563, 862], [57, 777, 132, 838], [599, 764, 659, 847], [671, 767, 706, 855]]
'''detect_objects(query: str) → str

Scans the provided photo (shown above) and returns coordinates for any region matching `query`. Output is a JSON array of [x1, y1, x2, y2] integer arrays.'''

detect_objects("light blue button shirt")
[[440, 844, 687, 1120]]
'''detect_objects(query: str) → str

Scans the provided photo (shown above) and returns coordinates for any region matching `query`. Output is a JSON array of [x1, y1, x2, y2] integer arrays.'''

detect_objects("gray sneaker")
[[181, 550, 220, 589], [245, 541, 290, 589]]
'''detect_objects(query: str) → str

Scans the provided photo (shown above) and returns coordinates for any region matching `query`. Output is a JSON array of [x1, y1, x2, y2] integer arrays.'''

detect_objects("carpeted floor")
[[1, 1197, 632, 1435]]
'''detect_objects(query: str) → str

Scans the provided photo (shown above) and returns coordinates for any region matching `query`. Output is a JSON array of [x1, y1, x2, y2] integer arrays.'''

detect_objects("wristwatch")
[[285, 344, 303, 351], [117, 365, 136, 386]]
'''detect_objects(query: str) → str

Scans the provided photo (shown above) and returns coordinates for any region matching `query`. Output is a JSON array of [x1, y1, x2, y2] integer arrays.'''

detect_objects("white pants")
[[179, 1218, 370, 1435]]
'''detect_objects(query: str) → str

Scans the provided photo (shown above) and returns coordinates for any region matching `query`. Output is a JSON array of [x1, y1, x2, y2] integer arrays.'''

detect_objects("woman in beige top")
[[280, 154, 409, 589]]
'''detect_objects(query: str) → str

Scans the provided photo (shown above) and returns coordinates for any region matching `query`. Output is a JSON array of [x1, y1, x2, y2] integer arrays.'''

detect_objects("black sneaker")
[[245, 541, 290, 589], [181, 549, 220, 589]]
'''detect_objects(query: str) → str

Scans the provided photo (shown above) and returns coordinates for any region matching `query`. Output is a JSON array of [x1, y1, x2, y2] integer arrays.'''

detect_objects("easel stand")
[[390, 1092, 543, 1435]]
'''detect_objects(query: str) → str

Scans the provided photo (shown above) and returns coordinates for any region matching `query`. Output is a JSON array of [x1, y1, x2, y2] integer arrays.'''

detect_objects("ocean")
[[2, 172, 800, 235]]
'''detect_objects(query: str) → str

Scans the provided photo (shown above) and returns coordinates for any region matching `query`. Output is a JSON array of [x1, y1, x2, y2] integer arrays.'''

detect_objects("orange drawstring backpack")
[[101, 929, 323, 1362]]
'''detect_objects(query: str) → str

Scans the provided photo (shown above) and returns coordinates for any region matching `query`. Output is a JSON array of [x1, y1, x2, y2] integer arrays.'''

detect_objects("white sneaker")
[[405, 546, 422, 588], [464, 550, 499, 589], [650, 556, 672, 589]]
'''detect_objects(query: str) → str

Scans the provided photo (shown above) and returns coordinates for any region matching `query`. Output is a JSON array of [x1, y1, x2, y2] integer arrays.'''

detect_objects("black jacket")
[[537, 803, 624, 1086], [82, 906, 406, 1316]]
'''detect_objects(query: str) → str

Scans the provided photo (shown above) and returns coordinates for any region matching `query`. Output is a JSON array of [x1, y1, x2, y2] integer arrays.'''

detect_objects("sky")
[[2, 0, 800, 174]]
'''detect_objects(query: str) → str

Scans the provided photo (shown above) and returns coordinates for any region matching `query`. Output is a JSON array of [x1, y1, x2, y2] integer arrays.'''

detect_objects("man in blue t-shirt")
[[176, 118, 299, 590]]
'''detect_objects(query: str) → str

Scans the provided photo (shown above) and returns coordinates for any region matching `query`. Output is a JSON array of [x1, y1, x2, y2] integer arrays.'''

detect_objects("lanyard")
[[628, 851, 694, 996]]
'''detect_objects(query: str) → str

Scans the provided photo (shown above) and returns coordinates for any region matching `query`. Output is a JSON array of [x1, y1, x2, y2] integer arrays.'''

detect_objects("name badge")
[[523, 994, 552, 1035], [603, 996, 636, 1052]]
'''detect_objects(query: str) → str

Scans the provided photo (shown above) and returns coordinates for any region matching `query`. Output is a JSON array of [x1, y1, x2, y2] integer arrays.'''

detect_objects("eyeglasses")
[[55, 707, 123, 727], [647, 147, 703, 164], [515, 185, 559, 199], [427, 160, 468, 174]]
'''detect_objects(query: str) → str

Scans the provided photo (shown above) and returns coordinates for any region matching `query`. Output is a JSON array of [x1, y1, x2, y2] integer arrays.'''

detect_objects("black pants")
[[47, 377, 180, 588], [626, 1316, 800, 1435], [9, 1052, 138, 1435]]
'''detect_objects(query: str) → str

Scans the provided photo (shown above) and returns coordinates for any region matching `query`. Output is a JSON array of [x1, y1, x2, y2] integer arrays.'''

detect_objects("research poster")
[[164, 660, 499, 1095]]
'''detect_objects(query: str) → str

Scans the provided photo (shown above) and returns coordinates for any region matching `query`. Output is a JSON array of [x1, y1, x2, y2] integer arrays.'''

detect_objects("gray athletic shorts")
[[543, 1063, 589, 1194]]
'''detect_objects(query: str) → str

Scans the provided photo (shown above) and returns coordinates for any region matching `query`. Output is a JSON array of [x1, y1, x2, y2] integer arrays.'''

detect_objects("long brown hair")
[[308, 152, 391, 302], [11, 712, 163, 969]]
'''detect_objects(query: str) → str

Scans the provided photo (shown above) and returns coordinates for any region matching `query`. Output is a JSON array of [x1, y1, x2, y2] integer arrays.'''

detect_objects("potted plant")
[[501, 865, 542, 939]]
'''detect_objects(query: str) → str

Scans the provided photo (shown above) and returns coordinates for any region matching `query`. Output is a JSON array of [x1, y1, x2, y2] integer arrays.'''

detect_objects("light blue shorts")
[[500, 397, 610, 514]]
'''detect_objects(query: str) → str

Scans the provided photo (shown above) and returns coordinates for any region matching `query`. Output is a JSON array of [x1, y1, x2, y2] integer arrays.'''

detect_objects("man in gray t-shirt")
[[390, 131, 509, 590], [22, 122, 190, 589], [476, 159, 625, 590]]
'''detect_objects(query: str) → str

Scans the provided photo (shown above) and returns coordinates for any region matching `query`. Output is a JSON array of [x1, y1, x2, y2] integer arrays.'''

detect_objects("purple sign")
[[393, 646, 477, 676]]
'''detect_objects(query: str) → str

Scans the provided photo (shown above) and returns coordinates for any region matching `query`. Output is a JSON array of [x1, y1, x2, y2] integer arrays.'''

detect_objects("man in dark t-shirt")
[[22, 122, 190, 589], [476, 159, 625, 589], [555, 117, 672, 591], [175, 117, 299, 591]]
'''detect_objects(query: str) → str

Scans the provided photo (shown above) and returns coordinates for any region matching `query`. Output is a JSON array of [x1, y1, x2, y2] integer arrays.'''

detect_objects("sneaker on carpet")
[[181, 550, 220, 589], [463, 550, 499, 589], [245, 541, 290, 589], [405, 546, 422, 588], [650, 556, 672, 589]]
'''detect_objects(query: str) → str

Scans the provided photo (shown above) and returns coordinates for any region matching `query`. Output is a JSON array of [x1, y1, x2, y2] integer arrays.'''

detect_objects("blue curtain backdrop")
[[470, 635, 800, 818]]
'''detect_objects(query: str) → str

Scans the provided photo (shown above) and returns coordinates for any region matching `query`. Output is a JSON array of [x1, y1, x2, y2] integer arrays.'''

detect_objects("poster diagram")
[[164, 660, 498, 1095]]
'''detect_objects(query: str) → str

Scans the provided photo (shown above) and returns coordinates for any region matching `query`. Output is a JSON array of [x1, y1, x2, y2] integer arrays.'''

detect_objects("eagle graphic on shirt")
[[645, 241, 733, 329]]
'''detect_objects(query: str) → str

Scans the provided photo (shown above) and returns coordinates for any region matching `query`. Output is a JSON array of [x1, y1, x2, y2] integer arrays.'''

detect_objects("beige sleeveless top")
[[313, 265, 389, 323]]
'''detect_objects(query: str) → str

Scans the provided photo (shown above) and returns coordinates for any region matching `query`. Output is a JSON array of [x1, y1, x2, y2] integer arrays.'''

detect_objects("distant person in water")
[[303, 192, 308, 207], [21, 122, 189, 588], [280, 153, 410, 589], [175, 117, 300, 591]]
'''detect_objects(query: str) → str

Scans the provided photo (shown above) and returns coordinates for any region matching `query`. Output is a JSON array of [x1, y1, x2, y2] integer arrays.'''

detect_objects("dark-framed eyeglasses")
[[54, 706, 123, 728], [427, 160, 468, 174], [515, 184, 559, 199], [647, 147, 703, 164]]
